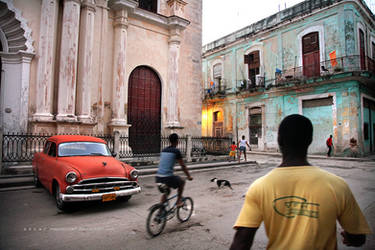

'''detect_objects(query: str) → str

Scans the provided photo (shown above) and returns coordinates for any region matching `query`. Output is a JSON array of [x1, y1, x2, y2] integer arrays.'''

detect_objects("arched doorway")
[[128, 66, 161, 154]]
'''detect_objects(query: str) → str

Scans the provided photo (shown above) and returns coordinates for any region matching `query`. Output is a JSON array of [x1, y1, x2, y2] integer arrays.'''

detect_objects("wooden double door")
[[128, 66, 161, 154], [302, 32, 320, 77]]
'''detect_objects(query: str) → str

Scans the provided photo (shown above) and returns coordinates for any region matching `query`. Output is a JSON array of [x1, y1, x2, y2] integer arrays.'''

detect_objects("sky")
[[202, 0, 375, 45]]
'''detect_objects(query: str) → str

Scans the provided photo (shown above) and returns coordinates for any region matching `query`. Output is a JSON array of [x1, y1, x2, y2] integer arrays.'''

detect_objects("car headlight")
[[130, 169, 138, 179], [66, 171, 77, 183]]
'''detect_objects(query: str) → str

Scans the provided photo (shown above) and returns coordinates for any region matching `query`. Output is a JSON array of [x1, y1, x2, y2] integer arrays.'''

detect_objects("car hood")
[[58, 156, 126, 179]]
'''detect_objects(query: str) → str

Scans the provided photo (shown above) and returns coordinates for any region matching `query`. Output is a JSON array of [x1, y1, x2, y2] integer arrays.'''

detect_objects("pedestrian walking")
[[238, 135, 251, 162], [230, 114, 371, 250], [326, 134, 333, 157]]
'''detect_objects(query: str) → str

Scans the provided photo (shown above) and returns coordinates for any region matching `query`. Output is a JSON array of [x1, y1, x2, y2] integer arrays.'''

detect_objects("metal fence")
[[118, 135, 188, 158], [1, 133, 230, 163], [193, 136, 231, 155]]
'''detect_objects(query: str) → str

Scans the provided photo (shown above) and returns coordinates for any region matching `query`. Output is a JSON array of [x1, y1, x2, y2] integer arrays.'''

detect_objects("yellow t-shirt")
[[234, 166, 371, 250]]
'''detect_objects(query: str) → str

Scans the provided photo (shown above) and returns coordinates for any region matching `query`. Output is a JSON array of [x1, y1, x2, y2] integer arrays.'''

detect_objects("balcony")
[[274, 55, 375, 85], [204, 55, 375, 100], [204, 84, 228, 99]]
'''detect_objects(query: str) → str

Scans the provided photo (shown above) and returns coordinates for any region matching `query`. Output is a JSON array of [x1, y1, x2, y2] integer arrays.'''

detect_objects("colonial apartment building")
[[202, 0, 375, 155], [0, 0, 202, 153]]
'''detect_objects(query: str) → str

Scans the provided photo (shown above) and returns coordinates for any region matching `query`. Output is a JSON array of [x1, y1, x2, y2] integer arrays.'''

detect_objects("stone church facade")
[[0, 0, 202, 140]]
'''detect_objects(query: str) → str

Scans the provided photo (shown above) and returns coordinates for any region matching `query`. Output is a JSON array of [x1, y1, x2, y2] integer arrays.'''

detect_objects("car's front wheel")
[[54, 183, 69, 211]]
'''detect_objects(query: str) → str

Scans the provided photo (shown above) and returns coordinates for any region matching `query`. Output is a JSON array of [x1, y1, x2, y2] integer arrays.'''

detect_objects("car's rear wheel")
[[54, 183, 69, 211], [33, 170, 41, 188]]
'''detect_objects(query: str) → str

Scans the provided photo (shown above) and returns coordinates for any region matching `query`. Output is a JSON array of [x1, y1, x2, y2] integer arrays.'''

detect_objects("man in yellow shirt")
[[230, 114, 371, 249]]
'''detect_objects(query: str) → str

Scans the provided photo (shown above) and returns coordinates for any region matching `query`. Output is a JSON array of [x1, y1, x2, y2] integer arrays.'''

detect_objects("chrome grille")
[[71, 177, 139, 194]]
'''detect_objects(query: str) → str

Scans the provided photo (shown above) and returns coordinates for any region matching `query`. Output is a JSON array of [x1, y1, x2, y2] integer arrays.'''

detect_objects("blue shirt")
[[156, 146, 182, 177]]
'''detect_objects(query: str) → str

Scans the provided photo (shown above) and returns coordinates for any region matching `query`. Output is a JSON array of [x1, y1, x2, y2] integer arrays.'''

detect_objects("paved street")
[[0, 155, 374, 250]]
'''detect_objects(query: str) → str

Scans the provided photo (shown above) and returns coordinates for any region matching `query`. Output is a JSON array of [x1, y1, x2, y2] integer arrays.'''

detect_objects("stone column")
[[76, 0, 96, 123], [166, 27, 182, 128], [108, 7, 130, 134], [165, 0, 188, 129], [33, 0, 59, 122], [0, 52, 34, 132], [95, 0, 109, 133], [56, 0, 81, 122]]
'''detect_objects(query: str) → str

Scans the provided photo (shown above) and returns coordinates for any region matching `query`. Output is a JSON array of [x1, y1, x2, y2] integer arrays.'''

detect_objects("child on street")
[[229, 141, 237, 161]]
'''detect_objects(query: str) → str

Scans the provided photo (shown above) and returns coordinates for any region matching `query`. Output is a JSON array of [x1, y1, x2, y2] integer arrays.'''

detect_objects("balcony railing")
[[204, 55, 374, 99], [204, 84, 227, 98], [275, 55, 375, 84]]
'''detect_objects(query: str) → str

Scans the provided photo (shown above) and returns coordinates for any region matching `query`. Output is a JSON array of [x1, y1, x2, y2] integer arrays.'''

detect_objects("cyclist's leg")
[[177, 178, 186, 207], [164, 175, 185, 207], [156, 176, 169, 204]]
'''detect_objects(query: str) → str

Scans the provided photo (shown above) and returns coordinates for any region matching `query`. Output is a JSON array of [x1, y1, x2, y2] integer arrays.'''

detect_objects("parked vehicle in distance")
[[32, 135, 141, 211]]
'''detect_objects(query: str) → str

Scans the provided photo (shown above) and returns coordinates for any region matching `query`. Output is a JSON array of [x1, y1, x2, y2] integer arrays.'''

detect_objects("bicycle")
[[146, 183, 194, 237]]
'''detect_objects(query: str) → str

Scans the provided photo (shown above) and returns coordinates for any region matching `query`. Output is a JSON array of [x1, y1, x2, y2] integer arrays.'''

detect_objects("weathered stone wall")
[[2, 0, 203, 137]]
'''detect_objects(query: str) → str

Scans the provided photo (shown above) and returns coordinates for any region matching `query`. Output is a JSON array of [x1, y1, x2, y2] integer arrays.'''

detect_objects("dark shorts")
[[155, 175, 184, 189], [239, 146, 246, 152]]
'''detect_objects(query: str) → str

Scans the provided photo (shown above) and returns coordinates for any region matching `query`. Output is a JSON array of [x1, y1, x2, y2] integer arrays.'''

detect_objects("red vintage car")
[[32, 135, 141, 210]]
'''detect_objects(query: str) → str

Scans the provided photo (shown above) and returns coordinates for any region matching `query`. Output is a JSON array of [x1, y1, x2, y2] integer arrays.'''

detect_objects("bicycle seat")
[[157, 183, 171, 195]]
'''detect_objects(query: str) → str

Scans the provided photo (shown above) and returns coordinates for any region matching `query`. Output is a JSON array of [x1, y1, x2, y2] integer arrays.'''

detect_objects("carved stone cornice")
[[64, 0, 81, 4], [0, 51, 35, 64], [167, 15, 190, 30], [81, 0, 96, 12], [113, 9, 128, 28], [167, 0, 187, 18], [108, 0, 137, 11]]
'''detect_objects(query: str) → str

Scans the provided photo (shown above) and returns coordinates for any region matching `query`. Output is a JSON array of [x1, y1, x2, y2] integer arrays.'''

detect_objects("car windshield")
[[58, 142, 111, 157]]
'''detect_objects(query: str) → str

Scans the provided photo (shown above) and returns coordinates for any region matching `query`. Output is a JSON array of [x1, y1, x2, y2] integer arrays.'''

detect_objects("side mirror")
[[112, 152, 117, 157]]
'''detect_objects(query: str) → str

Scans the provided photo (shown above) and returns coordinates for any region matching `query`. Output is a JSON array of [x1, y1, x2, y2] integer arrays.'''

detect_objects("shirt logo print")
[[273, 196, 320, 219]]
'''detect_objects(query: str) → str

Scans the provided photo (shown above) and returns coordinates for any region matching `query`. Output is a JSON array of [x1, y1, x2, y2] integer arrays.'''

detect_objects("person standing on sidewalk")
[[230, 114, 371, 250], [326, 134, 333, 157], [238, 135, 251, 162], [229, 141, 237, 162]]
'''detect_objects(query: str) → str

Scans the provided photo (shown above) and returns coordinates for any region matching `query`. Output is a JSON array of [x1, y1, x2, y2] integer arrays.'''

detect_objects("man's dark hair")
[[278, 114, 313, 155], [169, 133, 179, 144]]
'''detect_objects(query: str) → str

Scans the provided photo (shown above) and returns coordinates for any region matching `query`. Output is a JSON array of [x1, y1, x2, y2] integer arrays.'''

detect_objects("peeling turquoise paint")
[[202, 1, 375, 154]]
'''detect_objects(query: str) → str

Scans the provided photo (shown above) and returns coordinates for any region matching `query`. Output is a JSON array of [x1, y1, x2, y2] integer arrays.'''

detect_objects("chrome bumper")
[[60, 187, 142, 202]]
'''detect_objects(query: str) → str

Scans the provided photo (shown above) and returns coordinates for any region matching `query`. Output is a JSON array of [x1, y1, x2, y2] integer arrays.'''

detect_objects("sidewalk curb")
[[0, 161, 256, 190], [247, 151, 375, 162]]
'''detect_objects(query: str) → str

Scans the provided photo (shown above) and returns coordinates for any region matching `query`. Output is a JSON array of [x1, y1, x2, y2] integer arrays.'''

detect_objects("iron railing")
[[118, 135, 188, 158], [2, 133, 114, 162], [2, 133, 229, 163], [2, 133, 50, 162], [204, 55, 375, 98], [200, 137, 231, 155], [275, 55, 375, 85]]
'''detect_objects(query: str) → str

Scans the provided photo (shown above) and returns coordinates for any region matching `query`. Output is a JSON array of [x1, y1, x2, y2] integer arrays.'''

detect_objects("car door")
[[42, 142, 58, 190], [38, 141, 51, 186]]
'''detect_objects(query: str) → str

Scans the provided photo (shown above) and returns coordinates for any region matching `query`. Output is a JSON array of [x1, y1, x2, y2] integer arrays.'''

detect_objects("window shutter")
[[213, 63, 222, 78]]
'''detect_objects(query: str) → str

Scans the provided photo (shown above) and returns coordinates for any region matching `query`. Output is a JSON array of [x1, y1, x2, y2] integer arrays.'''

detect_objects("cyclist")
[[156, 133, 193, 207]]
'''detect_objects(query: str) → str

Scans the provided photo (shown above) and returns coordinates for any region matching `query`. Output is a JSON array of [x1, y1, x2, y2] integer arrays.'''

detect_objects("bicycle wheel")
[[146, 205, 167, 237], [177, 197, 194, 222]]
